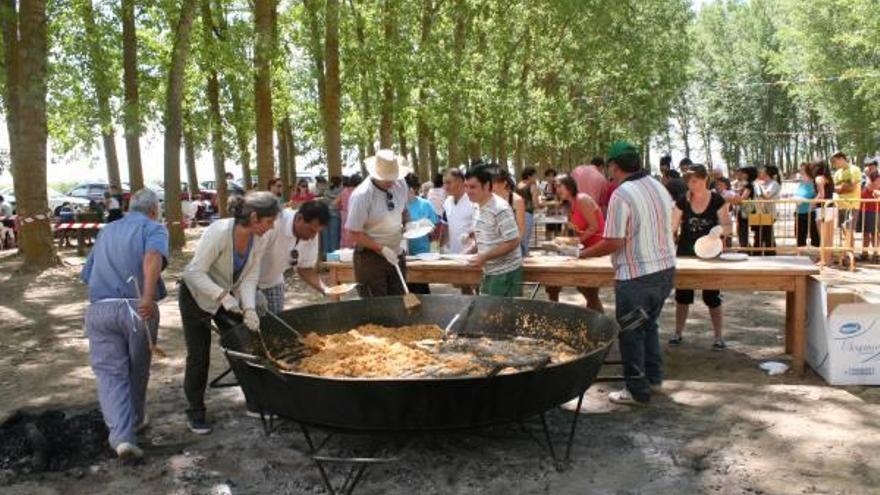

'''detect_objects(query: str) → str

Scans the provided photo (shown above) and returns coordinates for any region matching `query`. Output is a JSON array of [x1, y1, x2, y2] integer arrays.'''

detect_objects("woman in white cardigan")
[[178, 192, 279, 434]]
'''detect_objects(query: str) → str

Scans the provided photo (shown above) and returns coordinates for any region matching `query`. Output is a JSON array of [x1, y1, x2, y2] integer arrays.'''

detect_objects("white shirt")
[[258, 209, 319, 289], [443, 193, 475, 254]]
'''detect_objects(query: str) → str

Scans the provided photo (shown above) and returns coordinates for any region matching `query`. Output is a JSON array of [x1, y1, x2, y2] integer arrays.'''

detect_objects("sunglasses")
[[289, 239, 301, 267], [384, 190, 395, 211]]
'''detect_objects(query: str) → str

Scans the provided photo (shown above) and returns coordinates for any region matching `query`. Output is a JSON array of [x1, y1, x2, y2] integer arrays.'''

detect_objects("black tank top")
[[675, 192, 725, 257], [517, 184, 534, 213]]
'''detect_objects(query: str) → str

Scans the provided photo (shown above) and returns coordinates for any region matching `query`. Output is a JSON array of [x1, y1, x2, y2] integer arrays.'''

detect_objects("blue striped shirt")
[[603, 175, 676, 280]]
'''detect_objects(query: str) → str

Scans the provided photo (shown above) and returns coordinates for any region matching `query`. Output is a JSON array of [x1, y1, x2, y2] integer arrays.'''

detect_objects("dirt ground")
[[1, 229, 879, 495]]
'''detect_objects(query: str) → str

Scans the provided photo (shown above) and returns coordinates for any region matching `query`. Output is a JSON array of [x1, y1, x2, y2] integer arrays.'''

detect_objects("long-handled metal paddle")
[[127, 276, 167, 358]]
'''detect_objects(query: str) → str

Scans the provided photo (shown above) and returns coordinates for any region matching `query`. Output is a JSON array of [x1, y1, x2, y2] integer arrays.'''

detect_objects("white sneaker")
[[245, 409, 277, 420], [115, 442, 144, 461], [135, 414, 149, 433], [608, 388, 648, 406]]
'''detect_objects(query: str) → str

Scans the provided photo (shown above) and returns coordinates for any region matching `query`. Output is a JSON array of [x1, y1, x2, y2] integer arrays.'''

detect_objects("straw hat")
[[365, 149, 411, 182]]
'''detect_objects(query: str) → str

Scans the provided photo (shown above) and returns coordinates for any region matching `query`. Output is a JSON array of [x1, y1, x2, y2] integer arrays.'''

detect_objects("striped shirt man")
[[474, 194, 522, 276], [604, 174, 676, 280]]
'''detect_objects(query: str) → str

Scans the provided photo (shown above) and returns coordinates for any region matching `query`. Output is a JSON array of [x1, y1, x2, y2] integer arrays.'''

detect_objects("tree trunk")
[[200, 0, 227, 216], [184, 126, 199, 197], [357, 143, 366, 175], [121, 0, 143, 191], [253, 0, 274, 190], [513, 134, 522, 176], [345, 0, 376, 165], [378, 0, 398, 149], [397, 123, 408, 162], [447, 0, 468, 169], [498, 133, 508, 168], [228, 80, 252, 189], [277, 122, 289, 198], [429, 135, 439, 176], [379, 82, 394, 149], [417, 119, 431, 179], [415, 0, 435, 181], [279, 118, 299, 199], [323, 0, 342, 176], [3, 0, 57, 267], [468, 139, 481, 163], [80, 0, 121, 188], [163, 0, 198, 250], [284, 119, 297, 188]]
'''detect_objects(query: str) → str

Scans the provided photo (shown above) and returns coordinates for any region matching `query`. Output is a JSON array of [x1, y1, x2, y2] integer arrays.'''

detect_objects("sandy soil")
[[1, 230, 879, 495]]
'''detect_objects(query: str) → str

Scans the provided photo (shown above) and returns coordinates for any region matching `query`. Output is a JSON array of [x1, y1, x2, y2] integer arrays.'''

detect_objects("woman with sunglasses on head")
[[178, 192, 279, 435], [346, 149, 411, 297], [544, 174, 604, 313], [289, 179, 315, 209]]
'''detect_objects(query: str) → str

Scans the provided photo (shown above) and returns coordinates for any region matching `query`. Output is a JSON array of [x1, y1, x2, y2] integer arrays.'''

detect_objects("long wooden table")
[[326, 255, 819, 375]]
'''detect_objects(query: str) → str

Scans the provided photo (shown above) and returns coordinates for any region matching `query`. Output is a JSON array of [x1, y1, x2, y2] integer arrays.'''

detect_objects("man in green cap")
[[580, 141, 676, 406]]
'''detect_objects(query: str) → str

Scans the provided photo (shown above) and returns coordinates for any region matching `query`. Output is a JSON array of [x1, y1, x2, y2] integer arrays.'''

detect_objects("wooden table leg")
[[791, 276, 807, 375], [785, 291, 794, 354]]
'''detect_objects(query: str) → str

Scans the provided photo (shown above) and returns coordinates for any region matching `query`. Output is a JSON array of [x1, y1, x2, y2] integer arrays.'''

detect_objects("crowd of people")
[[659, 152, 880, 264], [76, 142, 880, 463]]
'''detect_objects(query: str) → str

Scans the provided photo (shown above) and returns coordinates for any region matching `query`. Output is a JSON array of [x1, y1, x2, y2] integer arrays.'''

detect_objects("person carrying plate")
[[346, 149, 411, 297], [404, 173, 439, 294], [669, 164, 732, 350]]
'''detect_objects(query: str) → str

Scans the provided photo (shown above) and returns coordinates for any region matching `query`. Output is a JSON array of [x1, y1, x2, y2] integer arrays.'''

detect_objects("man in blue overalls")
[[81, 188, 168, 461]]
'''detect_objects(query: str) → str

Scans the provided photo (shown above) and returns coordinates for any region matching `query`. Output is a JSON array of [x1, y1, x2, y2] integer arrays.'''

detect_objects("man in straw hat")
[[346, 149, 411, 297]]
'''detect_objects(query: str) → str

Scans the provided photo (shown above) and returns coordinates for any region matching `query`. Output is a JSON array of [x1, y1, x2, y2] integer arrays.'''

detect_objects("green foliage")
[[30, 0, 878, 179]]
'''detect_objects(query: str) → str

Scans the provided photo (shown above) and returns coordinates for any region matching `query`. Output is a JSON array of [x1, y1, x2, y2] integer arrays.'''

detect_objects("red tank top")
[[570, 194, 605, 248]]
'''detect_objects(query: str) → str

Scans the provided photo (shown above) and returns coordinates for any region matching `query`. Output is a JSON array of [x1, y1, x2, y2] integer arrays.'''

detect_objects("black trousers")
[[737, 216, 750, 249], [796, 212, 820, 248], [178, 282, 254, 414], [751, 225, 776, 255]]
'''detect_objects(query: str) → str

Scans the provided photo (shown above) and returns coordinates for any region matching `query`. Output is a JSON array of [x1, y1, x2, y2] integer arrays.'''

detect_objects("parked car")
[[180, 182, 217, 214], [47, 187, 90, 213], [0, 186, 90, 215], [67, 182, 131, 204], [0, 187, 14, 213]]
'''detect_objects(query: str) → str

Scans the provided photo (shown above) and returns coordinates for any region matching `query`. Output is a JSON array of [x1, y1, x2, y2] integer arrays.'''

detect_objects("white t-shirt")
[[443, 193, 475, 254], [258, 209, 319, 288]]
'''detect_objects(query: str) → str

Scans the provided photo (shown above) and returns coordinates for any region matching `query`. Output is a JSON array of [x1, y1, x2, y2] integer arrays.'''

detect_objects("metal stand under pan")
[[253, 391, 587, 495]]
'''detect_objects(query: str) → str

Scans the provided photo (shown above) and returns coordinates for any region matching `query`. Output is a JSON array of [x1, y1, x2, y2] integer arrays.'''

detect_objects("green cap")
[[607, 141, 638, 161]]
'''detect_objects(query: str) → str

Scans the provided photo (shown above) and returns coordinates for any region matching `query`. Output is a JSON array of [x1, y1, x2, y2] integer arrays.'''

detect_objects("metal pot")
[[219, 295, 617, 432]]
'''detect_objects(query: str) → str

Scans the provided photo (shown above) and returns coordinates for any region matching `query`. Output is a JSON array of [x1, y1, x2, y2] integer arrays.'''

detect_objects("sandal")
[[668, 334, 683, 345], [712, 339, 727, 351]]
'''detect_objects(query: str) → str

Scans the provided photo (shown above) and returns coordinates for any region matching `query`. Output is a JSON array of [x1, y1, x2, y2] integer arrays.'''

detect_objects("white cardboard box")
[[807, 278, 880, 385]]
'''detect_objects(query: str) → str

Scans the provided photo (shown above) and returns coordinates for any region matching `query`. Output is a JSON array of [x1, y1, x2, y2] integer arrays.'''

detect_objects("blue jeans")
[[614, 268, 674, 402], [521, 212, 534, 256], [321, 212, 341, 254]]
